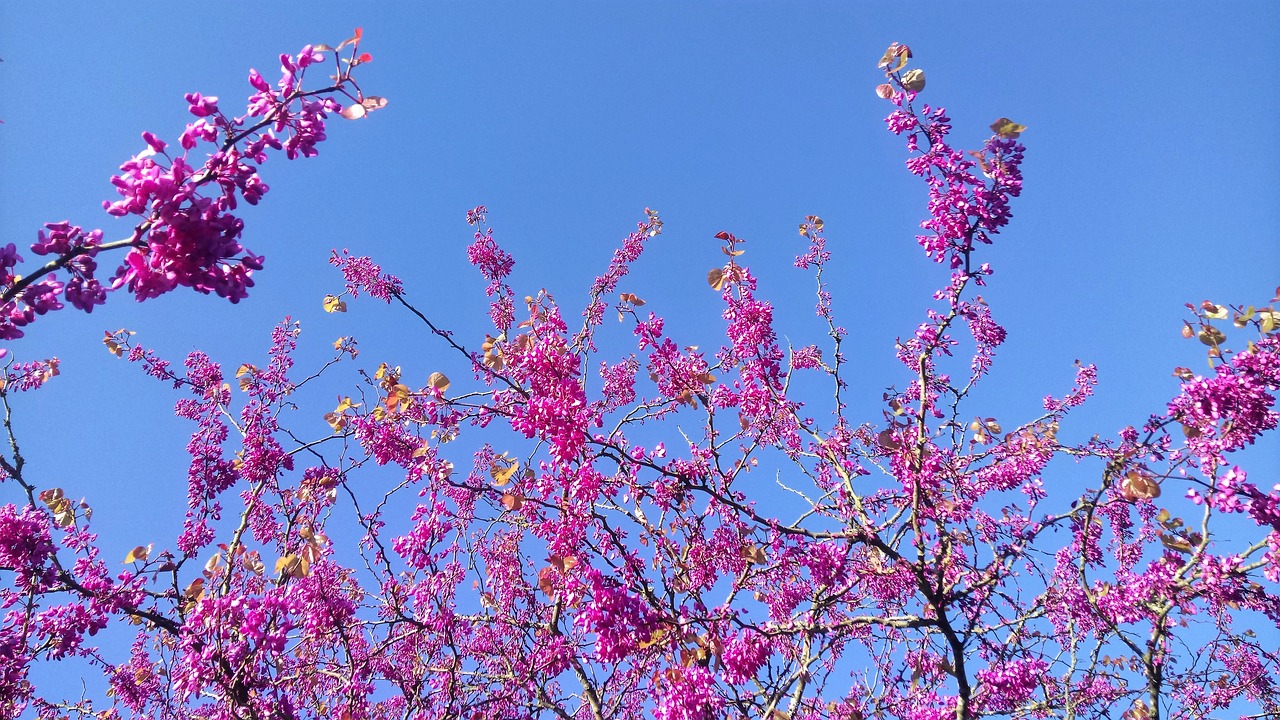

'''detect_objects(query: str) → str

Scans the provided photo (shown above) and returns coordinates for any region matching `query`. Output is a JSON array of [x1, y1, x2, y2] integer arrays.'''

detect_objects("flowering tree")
[[2, 37, 1279, 720]]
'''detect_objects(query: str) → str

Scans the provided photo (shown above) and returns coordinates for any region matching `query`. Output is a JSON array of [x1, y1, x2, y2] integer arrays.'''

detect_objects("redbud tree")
[[1, 35, 1278, 720]]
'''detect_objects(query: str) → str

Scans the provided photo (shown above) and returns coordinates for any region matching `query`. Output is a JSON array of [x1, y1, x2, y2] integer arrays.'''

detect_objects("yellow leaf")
[[322, 294, 347, 313], [989, 117, 1028, 139], [124, 544, 152, 564], [103, 334, 124, 357], [490, 454, 520, 487], [275, 553, 311, 578], [638, 627, 667, 649], [1258, 308, 1277, 333]]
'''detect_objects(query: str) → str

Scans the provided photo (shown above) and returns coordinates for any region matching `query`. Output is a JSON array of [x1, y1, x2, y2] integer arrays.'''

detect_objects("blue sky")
[[1, 1, 1278, 706]]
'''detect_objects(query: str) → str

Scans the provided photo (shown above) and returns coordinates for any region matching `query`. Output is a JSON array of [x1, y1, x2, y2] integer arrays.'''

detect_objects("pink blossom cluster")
[[329, 249, 404, 301], [1, 39, 1278, 720], [465, 206, 517, 331], [0, 37, 375, 355]]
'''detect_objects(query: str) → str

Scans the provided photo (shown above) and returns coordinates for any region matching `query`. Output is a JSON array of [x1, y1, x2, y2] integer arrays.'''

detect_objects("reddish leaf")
[[337, 27, 364, 51], [538, 566, 555, 596], [878, 429, 901, 451]]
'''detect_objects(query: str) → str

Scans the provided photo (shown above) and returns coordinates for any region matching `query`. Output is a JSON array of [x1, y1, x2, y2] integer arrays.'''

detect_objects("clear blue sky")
[[1, 0, 1278, 703]]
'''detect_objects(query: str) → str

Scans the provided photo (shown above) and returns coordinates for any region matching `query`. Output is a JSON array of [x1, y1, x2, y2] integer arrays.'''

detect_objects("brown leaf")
[[900, 68, 926, 92], [203, 552, 225, 578], [183, 578, 205, 603], [243, 551, 265, 575], [1121, 470, 1161, 501], [708, 268, 726, 291], [1197, 326, 1226, 346], [740, 544, 767, 565], [877, 43, 911, 73], [427, 371, 451, 393]]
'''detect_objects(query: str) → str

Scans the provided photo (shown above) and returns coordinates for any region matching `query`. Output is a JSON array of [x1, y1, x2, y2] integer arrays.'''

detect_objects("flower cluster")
[[4, 38, 1279, 720], [329, 249, 404, 301], [0, 37, 377, 354], [576, 576, 661, 662], [465, 206, 516, 331]]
